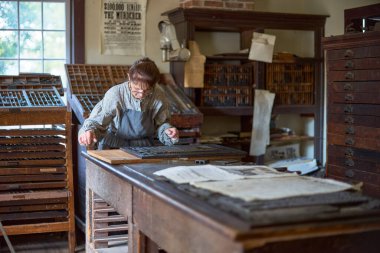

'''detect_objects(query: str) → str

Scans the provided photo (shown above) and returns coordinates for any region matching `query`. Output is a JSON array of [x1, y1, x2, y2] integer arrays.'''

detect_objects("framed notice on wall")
[[101, 0, 147, 56]]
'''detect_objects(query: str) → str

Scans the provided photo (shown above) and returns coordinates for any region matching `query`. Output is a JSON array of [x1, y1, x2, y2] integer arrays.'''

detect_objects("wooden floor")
[[0, 232, 85, 253]]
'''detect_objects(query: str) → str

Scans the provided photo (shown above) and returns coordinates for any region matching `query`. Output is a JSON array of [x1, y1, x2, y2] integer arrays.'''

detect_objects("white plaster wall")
[[85, 0, 179, 72]]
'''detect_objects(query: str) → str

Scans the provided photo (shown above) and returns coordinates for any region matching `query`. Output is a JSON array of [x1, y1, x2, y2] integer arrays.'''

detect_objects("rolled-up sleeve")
[[153, 92, 178, 146], [78, 87, 121, 142]]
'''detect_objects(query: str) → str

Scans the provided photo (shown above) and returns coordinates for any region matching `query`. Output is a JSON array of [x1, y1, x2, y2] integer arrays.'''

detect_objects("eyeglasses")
[[129, 81, 153, 95]]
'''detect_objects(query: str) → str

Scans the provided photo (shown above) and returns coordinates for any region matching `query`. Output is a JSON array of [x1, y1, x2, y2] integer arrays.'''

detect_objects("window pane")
[[20, 31, 42, 58], [43, 2, 65, 30], [0, 60, 18, 75], [44, 60, 65, 77], [20, 2, 42, 29], [0, 1, 18, 29], [20, 60, 43, 73], [44, 31, 66, 58], [0, 31, 18, 58]]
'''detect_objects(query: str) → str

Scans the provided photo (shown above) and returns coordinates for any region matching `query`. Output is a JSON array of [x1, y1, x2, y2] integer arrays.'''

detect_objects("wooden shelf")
[[272, 105, 316, 115], [270, 135, 314, 146], [199, 106, 253, 116], [164, 7, 327, 163]]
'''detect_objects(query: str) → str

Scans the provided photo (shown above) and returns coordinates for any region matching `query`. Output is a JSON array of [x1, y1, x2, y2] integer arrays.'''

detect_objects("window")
[[0, 0, 70, 79]]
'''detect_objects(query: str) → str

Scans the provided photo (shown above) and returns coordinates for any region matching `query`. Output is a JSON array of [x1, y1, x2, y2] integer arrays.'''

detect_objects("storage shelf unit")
[[163, 7, 328, 163], [323, 31, 380, 198], [0, 76, 75, 252]]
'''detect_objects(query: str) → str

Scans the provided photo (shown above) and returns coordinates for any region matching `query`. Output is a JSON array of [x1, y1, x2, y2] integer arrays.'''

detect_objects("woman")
[[78, 57, 179, 149]]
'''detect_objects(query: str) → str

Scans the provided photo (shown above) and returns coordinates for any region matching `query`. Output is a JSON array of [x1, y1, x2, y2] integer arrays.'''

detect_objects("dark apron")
[[99, 109, 155, 150]]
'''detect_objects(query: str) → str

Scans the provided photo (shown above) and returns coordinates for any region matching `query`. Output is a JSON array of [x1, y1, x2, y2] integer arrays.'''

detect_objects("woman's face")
[[129, 80, 153, 100]]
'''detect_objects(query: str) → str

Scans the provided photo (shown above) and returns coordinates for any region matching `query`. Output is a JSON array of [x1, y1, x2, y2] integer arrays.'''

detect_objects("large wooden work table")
[[83, 152, 380, 253]]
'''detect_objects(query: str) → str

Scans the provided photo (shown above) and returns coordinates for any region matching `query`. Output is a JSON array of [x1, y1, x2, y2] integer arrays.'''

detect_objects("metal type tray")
[[65, 64, 130, 96], [0, 74, 64, 95], [0, 87, 64, 108], [121, 144, 246, 159]]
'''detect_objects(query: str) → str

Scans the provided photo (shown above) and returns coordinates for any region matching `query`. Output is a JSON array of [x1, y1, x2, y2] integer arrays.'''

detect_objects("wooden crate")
[[265, 62, 314, 105], [0, 85, 76, 252]]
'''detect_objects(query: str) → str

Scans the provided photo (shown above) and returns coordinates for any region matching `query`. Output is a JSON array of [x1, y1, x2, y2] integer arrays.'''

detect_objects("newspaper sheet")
[[191, 175, 353, 201], [153, 165, 281, 184], [153, 164, 244, 184]]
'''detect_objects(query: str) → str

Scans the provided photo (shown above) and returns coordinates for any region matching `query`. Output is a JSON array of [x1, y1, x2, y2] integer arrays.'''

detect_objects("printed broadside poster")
[[101, 0, 147, 55]]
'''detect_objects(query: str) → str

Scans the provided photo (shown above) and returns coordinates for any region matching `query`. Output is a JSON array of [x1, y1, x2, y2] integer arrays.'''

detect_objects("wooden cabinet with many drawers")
[[323, 31, 380, 198]]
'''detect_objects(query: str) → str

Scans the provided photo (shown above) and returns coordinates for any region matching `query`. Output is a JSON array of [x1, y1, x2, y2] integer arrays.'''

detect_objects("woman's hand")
[[78, 130, 97, 147], [165, 127, 179, 141]]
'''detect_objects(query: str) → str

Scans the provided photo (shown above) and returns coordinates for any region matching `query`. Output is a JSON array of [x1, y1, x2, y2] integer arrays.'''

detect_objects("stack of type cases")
[[65, 64, 130, 123], [265, 62, 314, 105], [0, 74, 75, 252], [201, 63, 254, 107]]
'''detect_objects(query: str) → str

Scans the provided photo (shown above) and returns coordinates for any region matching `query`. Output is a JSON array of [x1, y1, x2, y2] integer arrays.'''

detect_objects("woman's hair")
[[128, 57, 160, 87]]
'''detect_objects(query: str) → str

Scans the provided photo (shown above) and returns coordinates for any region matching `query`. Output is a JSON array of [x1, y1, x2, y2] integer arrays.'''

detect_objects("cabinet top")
[[322, 31, 380, 49], [162, 7, 328, 32]]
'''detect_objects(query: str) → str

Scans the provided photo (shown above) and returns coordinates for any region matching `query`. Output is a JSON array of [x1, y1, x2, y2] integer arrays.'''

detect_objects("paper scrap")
[[191, 175, 353, 201], [250, 89, 275, 156], [153, 164, 244, 184]]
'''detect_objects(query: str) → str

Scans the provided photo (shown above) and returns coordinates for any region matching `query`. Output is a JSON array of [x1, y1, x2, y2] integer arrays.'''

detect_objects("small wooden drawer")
[[327, 58, 380, 70], [328, 145, 380, 163], [328, 123, 380, 139], [328, 133, 380, 151], [328, 172, 380, 198], [328, 113, 380, 128], [328, 103, 380, 117], [327, 164, 380, 186], [328, 153, 380, 174], [329, 81, 380, 93], [328, 90, 380, 104], [326, 45, 380, 60], [328, 69, 380, 81]]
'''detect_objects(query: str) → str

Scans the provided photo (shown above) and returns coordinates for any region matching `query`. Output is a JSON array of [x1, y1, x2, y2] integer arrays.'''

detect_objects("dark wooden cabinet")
[[323, 31, 380, 198], [162, 7, 327, 163]]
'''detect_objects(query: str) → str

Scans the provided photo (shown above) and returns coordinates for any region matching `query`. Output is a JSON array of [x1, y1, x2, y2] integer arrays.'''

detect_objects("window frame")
[[0, 0, 72, 74]]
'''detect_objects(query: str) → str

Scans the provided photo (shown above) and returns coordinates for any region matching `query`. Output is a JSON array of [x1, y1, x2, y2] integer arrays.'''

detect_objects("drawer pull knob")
[[345, 94, 354, 101], [345, 148, 354, 156], [344, 61, 354, 68], [344, 116, 354, 124], [345, 169, 355, 178], [344, 104, 353, 113], [344, 49, 354, 58], [345, 137, 355, 145], [343, 83, 353, 91], [345, 126, 355, 135], [345, 159, 355, 167], [345, 72, 354, 80]]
